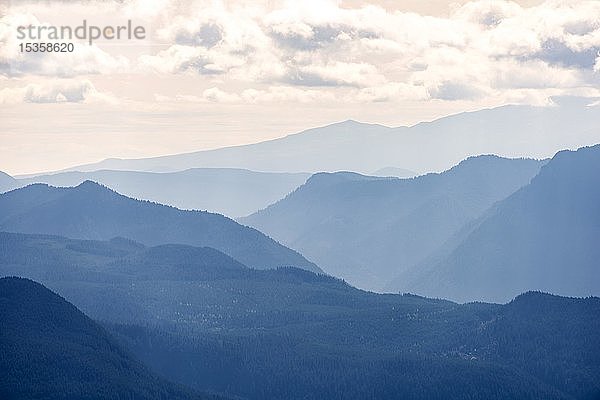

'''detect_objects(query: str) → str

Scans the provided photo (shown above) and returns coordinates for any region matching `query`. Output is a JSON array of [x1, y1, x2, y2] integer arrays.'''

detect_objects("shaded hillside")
[[18, 168, 309, 217], [0, 277, 219, 400], [242, 156, 544, 290], [0, 182, 321, 273], [395, 145, 600, 303]]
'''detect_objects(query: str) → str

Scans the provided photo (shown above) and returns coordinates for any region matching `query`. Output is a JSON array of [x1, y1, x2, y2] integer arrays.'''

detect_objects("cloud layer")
[[139, 0, 600, 104], [0, 79, 117, 104], [1, 0, 599, 106]]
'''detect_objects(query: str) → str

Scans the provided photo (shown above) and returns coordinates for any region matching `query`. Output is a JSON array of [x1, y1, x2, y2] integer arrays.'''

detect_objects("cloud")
[[287, 61, 385, 87], [534, 39, 598, 69], [241, 86, 336, 103], [0, 12, 130, 78], [139, 45, 245, 75], [0, 79, 118, 104], [153, 85, 336, 104], [355, 82, 428, 103], [137, 1, 598, 103], [202, 87, 241, 102], [4, 0, 600, 105], [428, 81, 485, 101]]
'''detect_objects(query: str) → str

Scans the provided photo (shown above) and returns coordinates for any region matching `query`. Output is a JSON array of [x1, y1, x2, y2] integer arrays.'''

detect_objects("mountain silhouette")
[[242, 155, 544, 290], [0, 276, 220, 399], [0, 182, 321, 273], [17, 168, 309, 217], [45, 98, 600, 175], [394, 144, 600, 302]]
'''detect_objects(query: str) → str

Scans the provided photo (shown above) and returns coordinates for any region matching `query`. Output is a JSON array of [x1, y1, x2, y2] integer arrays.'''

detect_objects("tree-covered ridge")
[[0, 181, 321, 273], [1, 232, 598, 400], [0, 277, 225, 400]]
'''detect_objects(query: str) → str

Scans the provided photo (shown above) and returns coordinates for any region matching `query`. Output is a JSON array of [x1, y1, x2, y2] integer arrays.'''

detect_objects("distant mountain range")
[[0, 182, 321, 273], [14, 168, 309, 217], [242, 155, 545, 291], [391, 144, 600, 303], [34, 97, 600, 175], [1, 232, 599, 400], [0, 276, 219, 400]]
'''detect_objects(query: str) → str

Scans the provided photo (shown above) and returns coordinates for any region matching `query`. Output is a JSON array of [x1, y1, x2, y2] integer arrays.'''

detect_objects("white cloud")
[[290, 61, 385, 87], [355, 82, 428, 102], [3, 0, 600, 105], [139, 44, 246, 75], [0, 79, 118, 105], [0, 12, 129, 78], [153, 85, 336, 104], [241, 86, 336, 103], [202, 87, 241, 102], [136, 0, 598, 103]]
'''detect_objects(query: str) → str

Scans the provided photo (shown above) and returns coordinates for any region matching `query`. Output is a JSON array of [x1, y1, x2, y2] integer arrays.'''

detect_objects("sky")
[[1, 0, 599, 175]]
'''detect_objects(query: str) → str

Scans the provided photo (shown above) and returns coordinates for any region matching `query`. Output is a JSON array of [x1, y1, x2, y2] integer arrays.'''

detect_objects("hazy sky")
[[1, 0, 599, 174]]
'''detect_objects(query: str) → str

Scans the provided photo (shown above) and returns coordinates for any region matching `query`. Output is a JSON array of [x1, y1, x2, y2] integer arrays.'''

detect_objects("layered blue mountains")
[[242, 155, 545, 291], [0, 181, 320, 273], [1, 233, 599, 399], [1, 106, 599, 399], [243, 145, 600, 302], [40, 98, 600, 175], [390, 145, 600, 302], [10, 168, 310, 217]]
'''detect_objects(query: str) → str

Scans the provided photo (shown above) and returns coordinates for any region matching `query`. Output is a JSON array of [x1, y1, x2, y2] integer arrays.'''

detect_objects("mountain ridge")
[[15, 168, 310, 217], [393, 144, 600, 302], [0, 181, 322, 273], [0, 276, 220, 399], [242, 154, 545, 291], [21, 100, 600, 176]]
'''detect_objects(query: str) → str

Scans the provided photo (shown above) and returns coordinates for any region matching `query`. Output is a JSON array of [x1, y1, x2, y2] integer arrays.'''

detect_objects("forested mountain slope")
[[0, 182, 321, 273], [1, 232, 598, 400], [243, 155, 544, 290], [394, 144, 600, 302], [0, 276, 222, 400]]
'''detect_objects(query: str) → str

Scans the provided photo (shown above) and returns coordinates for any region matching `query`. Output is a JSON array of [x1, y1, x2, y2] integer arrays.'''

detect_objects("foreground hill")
[[242, 155, 544, 290], [1, 232, 598, 400], [0, 182, 321, 273], [17, 168, 309, 217], [392, 144, 600, 303], [50, 98, 600, 174], [0, 276, 219, 400]]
